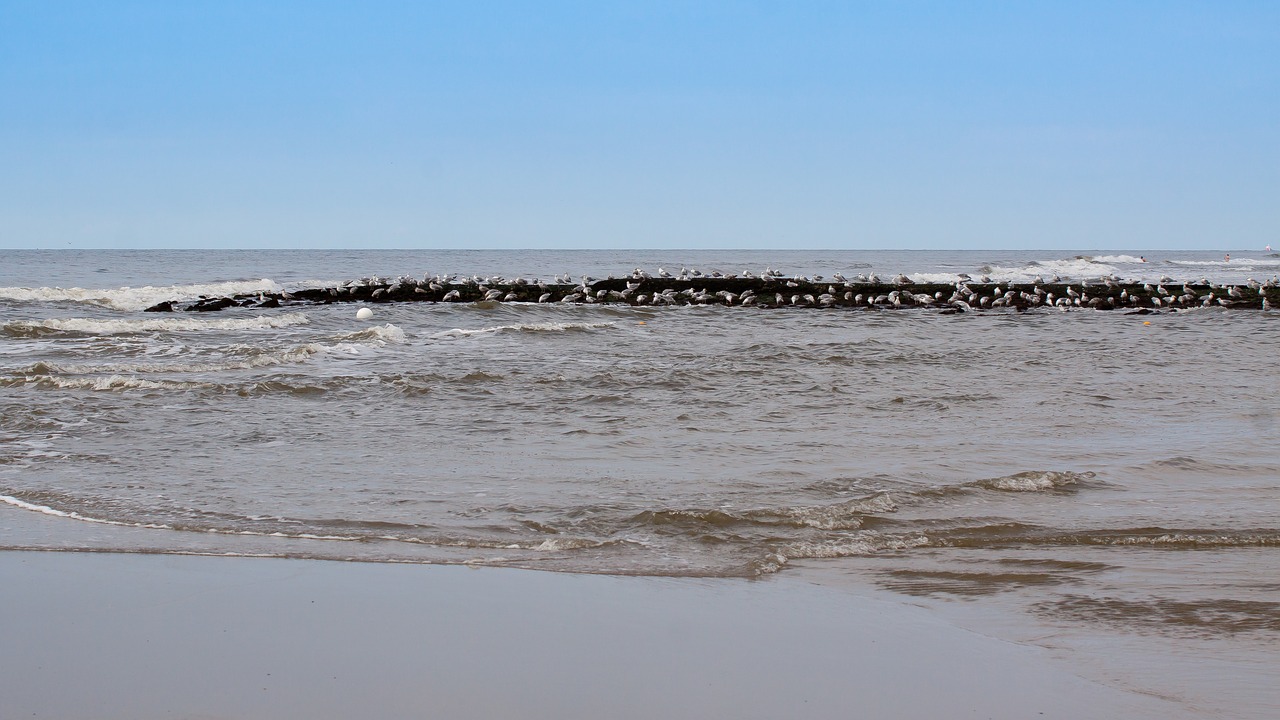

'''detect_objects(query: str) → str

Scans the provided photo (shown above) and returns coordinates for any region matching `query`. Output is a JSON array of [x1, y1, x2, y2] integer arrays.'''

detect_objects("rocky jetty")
[[145, 271, 1278, 313]]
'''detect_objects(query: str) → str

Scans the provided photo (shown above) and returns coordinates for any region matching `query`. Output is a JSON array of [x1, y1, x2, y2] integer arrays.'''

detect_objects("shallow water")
[[2, 249, 1278, 713]]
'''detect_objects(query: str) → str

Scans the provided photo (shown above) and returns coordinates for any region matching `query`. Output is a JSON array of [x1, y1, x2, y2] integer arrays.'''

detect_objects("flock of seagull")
[[327, 266, 1276, 311]]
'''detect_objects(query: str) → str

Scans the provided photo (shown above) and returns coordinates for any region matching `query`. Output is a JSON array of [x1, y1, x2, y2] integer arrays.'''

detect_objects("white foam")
[[0, 279, 281, 312], [901, 273, 967, 284], [337, 323, 406, 344], [431, 321, 614, 339], [21, 345, 326, 376], [6, 325, 405, 382], [1168, 259, 1280, 268], [984, 258, 1120, 282], [531, 537, 608, 551], [770, 493, 899, 531], [1091, 255, 1147, 264], [4, 313, 310, 336], [974, 470, 1095, 492], [773, 533, 931, 563], [0, 493, 172, 529], [1, 375, 211, 392], [0, 493, 361, 540]]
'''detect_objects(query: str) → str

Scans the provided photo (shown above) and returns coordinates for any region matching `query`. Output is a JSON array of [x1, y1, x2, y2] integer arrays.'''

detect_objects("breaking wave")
[[1, 324, 405, 391], [3, 313, 310, 337], [431, 321, 615, 339], [1091, 255, 1147, 264], [0, 375, 212, 392], [983, 258, 1120, 283], [970, 470, 1096, 492], [0, 279, 281, 312], [334, 324, 406, 346], [631, 493, 899, 532]]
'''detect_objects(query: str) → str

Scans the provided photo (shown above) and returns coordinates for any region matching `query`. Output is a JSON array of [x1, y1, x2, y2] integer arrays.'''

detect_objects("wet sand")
[[0, 551, 1183, 720]]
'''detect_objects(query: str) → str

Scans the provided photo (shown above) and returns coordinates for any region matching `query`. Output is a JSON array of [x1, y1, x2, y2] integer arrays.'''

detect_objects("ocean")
[[2, 248, 1278, 713]]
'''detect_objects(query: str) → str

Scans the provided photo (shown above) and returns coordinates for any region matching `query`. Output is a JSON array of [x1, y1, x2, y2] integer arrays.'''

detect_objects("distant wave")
[[3, 313, 310, 337], [0, 279, 281, 312], [901, 272, 969, 284], [1, 323, 406, 392], [983, 258, 1120, 282], [0, 375, 213, 392], [431, 321, 615, 339], [1090, 255, 1146, 263], [1168, 259, 1280, 268]]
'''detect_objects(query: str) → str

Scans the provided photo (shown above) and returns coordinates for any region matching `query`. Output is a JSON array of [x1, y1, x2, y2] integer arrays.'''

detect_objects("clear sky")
[[1, 1, 1276, 250]]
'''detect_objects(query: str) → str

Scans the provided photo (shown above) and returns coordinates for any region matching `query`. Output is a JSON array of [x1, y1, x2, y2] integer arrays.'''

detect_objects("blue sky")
[[1, 1, 1275, 249]]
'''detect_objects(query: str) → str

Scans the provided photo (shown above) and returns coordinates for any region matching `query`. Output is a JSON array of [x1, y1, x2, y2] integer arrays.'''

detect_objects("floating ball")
[[356, 307, 374, 320]]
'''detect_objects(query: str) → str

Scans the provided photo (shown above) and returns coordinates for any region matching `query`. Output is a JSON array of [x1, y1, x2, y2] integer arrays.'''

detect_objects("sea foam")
[[431, 321, 614, 339], [0, 279, 281, 312], [3, 313, 310, 336]]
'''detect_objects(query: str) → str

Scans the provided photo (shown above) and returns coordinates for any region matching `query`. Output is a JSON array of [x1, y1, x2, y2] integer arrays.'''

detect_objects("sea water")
[[2, 248, 1278, 715]]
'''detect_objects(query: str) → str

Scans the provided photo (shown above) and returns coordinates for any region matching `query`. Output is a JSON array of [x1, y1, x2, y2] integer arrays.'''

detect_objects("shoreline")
[[1, 550, 1184, 720]]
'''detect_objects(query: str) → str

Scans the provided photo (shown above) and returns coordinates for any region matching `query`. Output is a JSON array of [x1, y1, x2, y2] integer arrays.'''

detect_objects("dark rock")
[[189, 298, 236, 312]]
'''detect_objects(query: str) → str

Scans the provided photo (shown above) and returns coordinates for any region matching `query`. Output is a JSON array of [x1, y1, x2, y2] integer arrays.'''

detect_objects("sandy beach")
[[0, 550, 1188, 720]]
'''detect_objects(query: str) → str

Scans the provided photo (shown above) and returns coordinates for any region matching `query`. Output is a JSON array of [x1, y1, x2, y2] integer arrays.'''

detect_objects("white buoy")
[[356, 307, 373, 320]]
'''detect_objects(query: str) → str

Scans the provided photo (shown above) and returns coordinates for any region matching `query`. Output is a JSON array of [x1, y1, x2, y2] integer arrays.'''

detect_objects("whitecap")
[[3, 313, 310, 336], [1091, 255, 1147, 264], [985, 258, 1120, 283], [431, 321, 614, 339], [0, 375, 211, 392], [972, 470, 1096, 492], [331, 323, 407, 346], [0, 279, 281, 312]]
